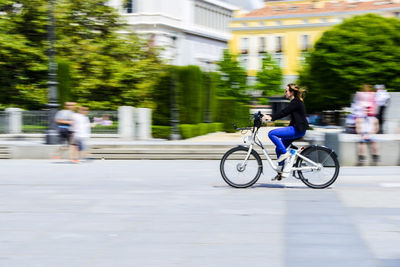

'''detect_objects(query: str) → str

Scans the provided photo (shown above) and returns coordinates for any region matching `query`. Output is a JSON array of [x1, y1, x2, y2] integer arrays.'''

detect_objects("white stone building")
[[108, 0, 241, 70]]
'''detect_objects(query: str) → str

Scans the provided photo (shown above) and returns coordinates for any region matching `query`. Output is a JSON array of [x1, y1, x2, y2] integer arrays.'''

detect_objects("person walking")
[[71, 106, 92, 163], [262, 83, 309, 179], [355, 109, 380, 166], [52, 102, 76, 160]]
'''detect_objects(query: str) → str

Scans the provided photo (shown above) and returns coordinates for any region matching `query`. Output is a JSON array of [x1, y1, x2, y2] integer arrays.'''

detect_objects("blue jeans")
[[268, 126, 306, 159]]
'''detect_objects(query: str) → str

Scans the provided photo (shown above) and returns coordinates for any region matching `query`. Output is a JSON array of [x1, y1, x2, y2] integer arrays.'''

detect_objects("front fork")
[[239, 144, 254, 170]]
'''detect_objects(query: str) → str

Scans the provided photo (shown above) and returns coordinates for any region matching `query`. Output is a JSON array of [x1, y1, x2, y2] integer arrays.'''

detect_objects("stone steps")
[[87, 144, 283, 160], [0, 146, 11, 159]]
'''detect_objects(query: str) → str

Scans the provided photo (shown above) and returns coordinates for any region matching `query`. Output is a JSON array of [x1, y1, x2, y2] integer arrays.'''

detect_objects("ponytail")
[[287, 83, 306, 102]]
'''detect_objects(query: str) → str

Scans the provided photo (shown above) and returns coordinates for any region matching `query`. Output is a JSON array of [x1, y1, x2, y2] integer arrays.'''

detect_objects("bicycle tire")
[[220, 146, 263, 188], [296, 146, 340, 189]]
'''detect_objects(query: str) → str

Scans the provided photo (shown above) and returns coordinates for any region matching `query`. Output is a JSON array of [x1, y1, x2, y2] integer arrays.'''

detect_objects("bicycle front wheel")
[[220, 146, 262, 188], [296, 146, 340, 189]]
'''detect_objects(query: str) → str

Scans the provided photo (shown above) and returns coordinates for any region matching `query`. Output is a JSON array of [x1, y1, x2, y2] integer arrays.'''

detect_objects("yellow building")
[[229, 0, 400, 83]]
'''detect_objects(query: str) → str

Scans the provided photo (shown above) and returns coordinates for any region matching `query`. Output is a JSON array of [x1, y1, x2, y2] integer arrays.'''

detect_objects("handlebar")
[[232, 111, 265, 131]]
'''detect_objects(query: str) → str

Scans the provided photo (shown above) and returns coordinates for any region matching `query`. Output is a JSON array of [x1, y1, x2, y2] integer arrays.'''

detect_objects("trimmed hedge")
[[57, 60, 72, 105], [216, 97, 250, 133], [152, 122, 224, 139], [198, 123, 208, 136], [153, 66, 222, 126], [152, 125, 171, 139]]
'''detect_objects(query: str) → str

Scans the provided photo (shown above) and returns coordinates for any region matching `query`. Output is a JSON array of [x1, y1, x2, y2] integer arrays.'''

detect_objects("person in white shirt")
[[71, 106, 92, 163], [52, 102, 76, 160]]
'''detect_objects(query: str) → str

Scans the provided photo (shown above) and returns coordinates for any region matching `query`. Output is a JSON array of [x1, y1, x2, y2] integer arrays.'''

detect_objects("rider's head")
[[286, 83, 305, 102]]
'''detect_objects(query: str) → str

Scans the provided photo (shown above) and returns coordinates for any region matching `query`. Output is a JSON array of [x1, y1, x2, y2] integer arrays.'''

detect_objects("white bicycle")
[[220, 112, 340, 189]]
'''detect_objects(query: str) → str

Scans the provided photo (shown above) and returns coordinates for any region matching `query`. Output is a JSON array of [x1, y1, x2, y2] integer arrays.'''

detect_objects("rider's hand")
[[263, 114, 272, 122]]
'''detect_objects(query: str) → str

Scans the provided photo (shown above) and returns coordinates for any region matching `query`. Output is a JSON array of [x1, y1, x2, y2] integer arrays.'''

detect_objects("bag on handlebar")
[[253, 112, 263, 128]]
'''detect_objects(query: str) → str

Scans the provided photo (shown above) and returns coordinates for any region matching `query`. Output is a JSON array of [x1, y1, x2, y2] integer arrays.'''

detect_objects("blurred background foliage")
[[299, 14, 400, 113], [2, 0, 398, 123], [255, 52, 282, 101], [0, 0, 163, 110], [152, 65, 250, 133]]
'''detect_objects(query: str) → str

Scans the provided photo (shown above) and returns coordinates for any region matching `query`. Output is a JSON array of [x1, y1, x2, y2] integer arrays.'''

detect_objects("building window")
[[276, 20, 282, 26], [395, 12, 400, 18], [239, 55, 248, 70], [194, 3, 232, 31], [275, 36, 283, 53], [124, 0, 136, 13], [303, 19, 308, 24], [321, 18, 327, 23], [240, 37, 249, 54], [273, 53, 284, 68], [300, 34, 311, 51], [259, 36, 266, 53]]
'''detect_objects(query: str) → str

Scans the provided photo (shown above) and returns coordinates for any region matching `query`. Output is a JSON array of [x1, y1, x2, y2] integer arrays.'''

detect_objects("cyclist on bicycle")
[[263, 83, 309, 165]]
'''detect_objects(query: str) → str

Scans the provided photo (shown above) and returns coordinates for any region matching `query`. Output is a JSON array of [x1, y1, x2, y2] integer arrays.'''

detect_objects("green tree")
[[299, 14, 400, 112], [0, 0, 164, 110], [255, 52, 282, 97], [217, 49, 248, 100], [0, 0, 48, 109], [55, 0, 163, 110]]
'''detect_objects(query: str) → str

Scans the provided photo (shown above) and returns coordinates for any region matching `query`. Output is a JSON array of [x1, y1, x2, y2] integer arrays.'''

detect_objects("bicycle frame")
[[239, 125, 321, 174]]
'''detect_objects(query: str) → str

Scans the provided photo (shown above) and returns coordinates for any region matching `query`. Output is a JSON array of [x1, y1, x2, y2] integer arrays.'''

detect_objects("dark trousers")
[[376, 106, 386, 134]]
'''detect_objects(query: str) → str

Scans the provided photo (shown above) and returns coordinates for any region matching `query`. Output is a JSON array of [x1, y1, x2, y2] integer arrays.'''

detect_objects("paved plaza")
[[0, 160, 399, 267]]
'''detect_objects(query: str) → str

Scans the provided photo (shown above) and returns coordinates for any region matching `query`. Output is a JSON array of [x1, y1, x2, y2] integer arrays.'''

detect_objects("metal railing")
[[18, 110, 118, 134], [88, 110, 118, 134], [22, 110, 48, 133], [0, 111, 7, 134]]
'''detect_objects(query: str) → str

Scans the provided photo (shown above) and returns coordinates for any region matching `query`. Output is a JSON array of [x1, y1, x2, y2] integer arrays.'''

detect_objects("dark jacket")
[[271, 98, 309, 132]]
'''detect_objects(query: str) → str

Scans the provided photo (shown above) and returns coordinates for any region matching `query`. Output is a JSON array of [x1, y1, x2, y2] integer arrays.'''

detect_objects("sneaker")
[[277, 150, 291, 163], [272, 173, 282, 181], [372, 155, 379, 165], [357, 155, 366, 166]]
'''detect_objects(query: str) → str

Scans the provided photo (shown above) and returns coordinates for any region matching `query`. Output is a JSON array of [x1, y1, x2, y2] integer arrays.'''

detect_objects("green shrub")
[[216, 97, 250, 133], [152, 125, 171, 139], [22, 125, 47, 133], [152, 67, 174, 126], [198, 123, 208, 135], [176, 66, 204, 124], [57, 60, 72, 105], [213, 122, 224, 132], [179, 124, 194, 139], [191, 124, 200, 137]]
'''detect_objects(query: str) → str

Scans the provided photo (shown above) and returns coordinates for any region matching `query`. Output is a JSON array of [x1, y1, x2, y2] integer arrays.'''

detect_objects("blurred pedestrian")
[[355, 104, 380, 166], [374, 84, 390, 134], [355, 84, 377, 117], [52, 102, 76, 160], [71, 106, 92, 163]]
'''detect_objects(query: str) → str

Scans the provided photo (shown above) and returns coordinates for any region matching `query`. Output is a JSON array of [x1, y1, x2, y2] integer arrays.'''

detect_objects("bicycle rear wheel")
[[220, 146, 262, 188], [296, 146, 340, 189]]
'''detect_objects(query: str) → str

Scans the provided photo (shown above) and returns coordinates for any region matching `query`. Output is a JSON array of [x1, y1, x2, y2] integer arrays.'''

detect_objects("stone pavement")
[[0, 160, 399, 267]]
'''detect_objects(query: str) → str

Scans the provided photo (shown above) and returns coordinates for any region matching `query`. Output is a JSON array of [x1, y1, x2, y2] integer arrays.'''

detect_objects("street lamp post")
[[169, 35, 181, 140], [203, 60, 215, 123], [45, 0, 60, 144]]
